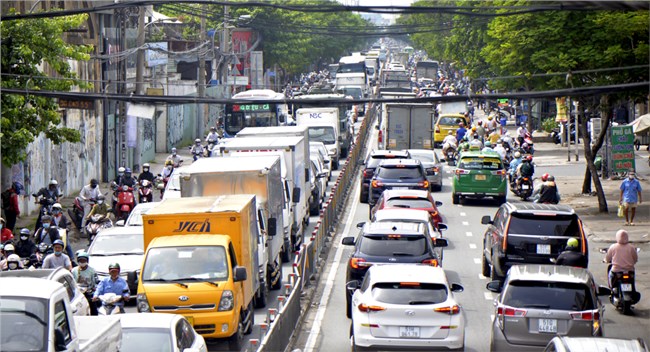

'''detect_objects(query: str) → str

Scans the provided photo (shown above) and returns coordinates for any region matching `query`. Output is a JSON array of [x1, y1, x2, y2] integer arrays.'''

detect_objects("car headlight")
[[137, 293, 151, 312], [218, 290, 234, 311]]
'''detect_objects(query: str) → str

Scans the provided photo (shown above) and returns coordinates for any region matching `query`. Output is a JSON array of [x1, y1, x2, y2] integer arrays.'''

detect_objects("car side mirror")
[[433, 238, 448, 247], [233, 266, 247, 282], [115, 220, 125, 227], [267, 218, 277, 237], [292, 187, 301, 204], [597, 285, 611, 296], [437, 223, 448, 231], [481, 215, 493, 225], [346, 280, 360, 293], [435, 201, 443, 207], [450, 283, 464, 292], [356, 222, 366, 229], [341, 237, 355, 246], [486, 280, 503, 293]]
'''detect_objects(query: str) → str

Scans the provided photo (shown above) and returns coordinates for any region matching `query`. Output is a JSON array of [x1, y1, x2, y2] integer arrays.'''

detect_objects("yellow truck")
[[136, 195, 259, 350]]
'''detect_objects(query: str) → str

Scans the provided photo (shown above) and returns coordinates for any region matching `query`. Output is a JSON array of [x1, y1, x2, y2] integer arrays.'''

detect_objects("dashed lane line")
[[469, 243, 477, 249]]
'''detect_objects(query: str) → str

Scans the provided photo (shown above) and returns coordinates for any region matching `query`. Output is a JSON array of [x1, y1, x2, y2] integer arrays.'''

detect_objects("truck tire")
[[270, 263, 283, 290], [228, 316, 245, 351], [253, 285, 267, 308]]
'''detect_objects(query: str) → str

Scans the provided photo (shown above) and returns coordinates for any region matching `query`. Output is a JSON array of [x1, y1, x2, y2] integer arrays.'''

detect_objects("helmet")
[[541, 173, 549, 181], [471, 127, 477, 132], [49, 179, 58, 186], [171, 147, 177, 153], [108, 263, 121, 271], [514, 151, 521, 158], [52, 203, 62, 210], [522, 142, 529, 148], [125, 168, 132, 175], [143, 163, 150, 170], [6, 254, 20, 269], [52, 239, 65, 247], [165, 160, 173, 166], [485, 141, 492, 147], [97, 194, 106, 201], [7, 254, 20, 263], [195, 138, 201, 144], [20, 228, 30, 236], [118, 167, 125, 174], [566, 238, 579, 249], [488, 115, 493, 120], [448, 130, 453, 135], [4, 244, 15, 252], [77, 251, 90, 260], [547, 175, 555, 181], [478, 120, 483, 125], [526, 155, 533, 161], [210, 126, 216, 131]]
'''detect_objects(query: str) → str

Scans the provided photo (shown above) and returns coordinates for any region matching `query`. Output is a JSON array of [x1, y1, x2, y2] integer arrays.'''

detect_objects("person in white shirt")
[[493, 140, 507, 160], [79, 179, 103, 228], [442, 131, 457, 156]]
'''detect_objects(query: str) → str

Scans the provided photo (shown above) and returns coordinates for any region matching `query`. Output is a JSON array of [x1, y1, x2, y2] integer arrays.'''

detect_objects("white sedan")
[[119, 313, 207, 352], [349, 264, 465, 351]]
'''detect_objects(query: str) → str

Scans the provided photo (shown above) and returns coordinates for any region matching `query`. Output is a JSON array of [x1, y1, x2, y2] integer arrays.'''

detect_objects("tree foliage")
[[1, 9, 92, 166]]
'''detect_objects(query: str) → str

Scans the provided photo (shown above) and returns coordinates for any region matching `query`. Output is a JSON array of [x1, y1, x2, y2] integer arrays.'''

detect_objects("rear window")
[[503, 280, 594, 311], [372, 282, 448, 305], [410, 153, 435, 163], [376, 166, 424, 179], [367, 155, 408, 168], [359, 235, 428, 256], [508, 213, 581, 237], [437, 116, 465, 125], [386, 198, 433, 209], [458, 157, 502, 170]]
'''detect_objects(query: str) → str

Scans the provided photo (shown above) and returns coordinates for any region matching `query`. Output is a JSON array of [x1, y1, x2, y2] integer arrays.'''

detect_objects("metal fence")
[[253, 104, 376, 351]]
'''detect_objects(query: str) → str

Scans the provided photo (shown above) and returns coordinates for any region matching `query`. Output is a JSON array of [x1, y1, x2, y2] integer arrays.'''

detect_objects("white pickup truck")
[[0, 277, 122, 352]]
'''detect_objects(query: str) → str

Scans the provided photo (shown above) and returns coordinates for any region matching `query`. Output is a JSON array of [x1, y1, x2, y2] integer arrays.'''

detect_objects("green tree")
[[1, 9, 92, 166]]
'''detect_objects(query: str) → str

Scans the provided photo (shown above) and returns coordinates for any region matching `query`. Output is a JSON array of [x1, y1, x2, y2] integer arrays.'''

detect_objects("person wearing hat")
[[15, 228, 36, 259], [93, 263, 130, 313], [481, 140, 494, 153], [72, 251, 98, 315], [42, 239, 72, 271], [455, 122, 467, 143], [51, 203, 70, 230], [0, 217, 14, 244], [137, 163, 155, 183], [1, 182, 22, 233], [555, 238, 587, 268], [2, 254, 24, 271], [79, 179, 103, 228]]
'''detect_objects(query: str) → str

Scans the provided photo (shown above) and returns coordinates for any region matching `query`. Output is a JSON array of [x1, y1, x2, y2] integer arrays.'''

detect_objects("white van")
[[296, 107, 341, 169]]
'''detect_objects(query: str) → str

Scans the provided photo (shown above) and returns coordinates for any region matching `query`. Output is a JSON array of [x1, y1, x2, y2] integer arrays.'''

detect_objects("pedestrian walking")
[[619, 169, 642, 226], [1, 182, 22, 233]]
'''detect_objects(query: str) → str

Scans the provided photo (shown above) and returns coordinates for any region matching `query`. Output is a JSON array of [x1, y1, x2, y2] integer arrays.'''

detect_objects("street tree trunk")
[[578, 97, 611, 213]]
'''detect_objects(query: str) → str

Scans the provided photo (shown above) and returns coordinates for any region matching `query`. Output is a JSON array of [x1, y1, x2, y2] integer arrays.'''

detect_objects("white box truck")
[[382, 103, 436, 150], [295, 107, 341, 169], [217, 136, 309, 255]]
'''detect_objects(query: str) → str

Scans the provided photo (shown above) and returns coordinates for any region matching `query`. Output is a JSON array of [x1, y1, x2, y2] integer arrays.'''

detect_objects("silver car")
[[407, 149, 443, 192], [545, 336, 649, 352], [487, 264, 610, 351]]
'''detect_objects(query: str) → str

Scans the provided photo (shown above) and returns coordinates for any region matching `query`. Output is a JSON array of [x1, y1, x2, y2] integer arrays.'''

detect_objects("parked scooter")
[[113, 185, 135, 221], [97, 292, 127, 315], [137, 180, 153, 203], [599, 248, 641, 315], [85, 214, 113, 246]]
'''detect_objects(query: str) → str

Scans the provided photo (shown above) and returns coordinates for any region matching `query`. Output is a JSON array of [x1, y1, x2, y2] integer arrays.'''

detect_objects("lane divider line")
[[484, 292, 493, 300], [473, 258, 481, 264], [466, 231, 473, 237], [479, 274, 487, 280], [460, 212, 466, 217], [469, 243, 477, 249], [462, 221, 469, 226]]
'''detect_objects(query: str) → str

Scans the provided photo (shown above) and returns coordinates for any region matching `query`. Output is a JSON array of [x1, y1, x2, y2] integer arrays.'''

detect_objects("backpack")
[[520, 162, 534, 177], [1, 189, 13, 211]]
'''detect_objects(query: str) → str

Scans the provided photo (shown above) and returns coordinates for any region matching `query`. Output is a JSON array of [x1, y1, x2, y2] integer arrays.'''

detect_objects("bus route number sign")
[[233, 104, 271, 112]]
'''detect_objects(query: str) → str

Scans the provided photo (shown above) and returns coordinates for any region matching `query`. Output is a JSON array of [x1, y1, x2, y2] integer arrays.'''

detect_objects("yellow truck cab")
[[136, 195, 259, 350]]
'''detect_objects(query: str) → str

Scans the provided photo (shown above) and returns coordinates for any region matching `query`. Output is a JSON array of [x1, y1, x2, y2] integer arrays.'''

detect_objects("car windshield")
[[372, 282, 448, 305], [508, 213, 581, 237], [360, 234, 428, 256], [503, 280, 595, 311], [142, 246, 228, 281], [438, 116, 465, 125], [89, 233, 144, 255], [376, 166, 423, 179], [0, 297, 48, 351], [409, 152, 435, 163], [308, 126, 336, 144], [458, 157, 502, 170], [386, 198, 433, 209], [120, 328, 173, 352]]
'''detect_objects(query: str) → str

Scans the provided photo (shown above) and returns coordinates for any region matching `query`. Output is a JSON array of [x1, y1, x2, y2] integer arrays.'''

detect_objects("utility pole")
[[117, 8, 129, 170], [221, 5, 230, 96], [134, 6, 145, 172], [197, 4, 206, 138]]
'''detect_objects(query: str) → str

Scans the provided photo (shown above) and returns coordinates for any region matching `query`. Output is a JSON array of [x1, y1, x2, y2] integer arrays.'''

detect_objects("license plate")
[[475, 174, 487, 181], [399, 326, 420, 338], [538, 319, 557, 333], [536, 244, 551, 254], [184, 316, 194, 326], [394, 187, 409, 190], [521, 185, 529, 189], [621, 283, 633, 292]]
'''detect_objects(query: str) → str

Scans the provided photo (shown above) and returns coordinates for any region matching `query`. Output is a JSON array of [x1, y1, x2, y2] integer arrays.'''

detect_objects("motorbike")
[[190, 146, 203, 161], [97, 292, 127, 315], [32, 194, 55, 231], [444, 145, 458, 166], [137, 180, 153, 203], [155, 174, 168, 198], [511, 176, 534, 200], [114, 185, 135, 221], [204, 140, 218, 157], [68, 196, 94, 231], [520, 132, 535, 155], [599, 248, 641, 315], [85, 214, 113, 245], [552, 123, 577, 145], [27, 243, 51, 269]]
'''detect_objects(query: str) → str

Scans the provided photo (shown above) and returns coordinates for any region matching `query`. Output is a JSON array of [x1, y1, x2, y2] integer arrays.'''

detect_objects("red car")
[[369, 189, 444, 226]]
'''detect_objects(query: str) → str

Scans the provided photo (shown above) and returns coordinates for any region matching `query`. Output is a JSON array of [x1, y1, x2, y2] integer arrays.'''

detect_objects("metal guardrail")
[[253, 104, 376, 352]]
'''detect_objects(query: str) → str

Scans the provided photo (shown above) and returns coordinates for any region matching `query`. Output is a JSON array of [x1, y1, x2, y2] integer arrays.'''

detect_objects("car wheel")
[[452, 193, 460, 205], [482, 253, 491, 277], [228, 314, 245, 351], [310, 193, 320, 216], [359, 189, 368, 204]]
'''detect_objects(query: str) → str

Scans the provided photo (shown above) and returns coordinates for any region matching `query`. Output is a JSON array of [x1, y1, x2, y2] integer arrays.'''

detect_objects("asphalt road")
[[292, 119, 650, 352]]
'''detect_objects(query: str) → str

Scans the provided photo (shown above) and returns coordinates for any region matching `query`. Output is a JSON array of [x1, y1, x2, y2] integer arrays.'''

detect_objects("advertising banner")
[[611, 125, 635, 172], [555, 97, 568, 123]]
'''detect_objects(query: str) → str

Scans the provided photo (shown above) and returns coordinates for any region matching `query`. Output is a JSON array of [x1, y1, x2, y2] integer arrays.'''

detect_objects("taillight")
[[577, 219, 587, 255], [350, 257, 369, 269], [623, 274, 630, 280], [422, 258, 439, 267], [492, 169, 507, 179], [434, 305, 460, 315], [363, 169, 372, 178], [418, 180, 429, 188], [358, 303, 386, 312], [378, 130, 383, 143], [372, 180, 384, 188], [455, 169, 469, 175], [570, 310, 599, 321], [496, 306, 527, 317], [435, 125, 440, 133], [502, 216, 512, 251]]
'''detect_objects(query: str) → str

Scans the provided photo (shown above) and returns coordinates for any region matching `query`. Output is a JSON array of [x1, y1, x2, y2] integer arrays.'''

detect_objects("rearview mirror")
[[115, 220, 125, 227], [481, 215, 493, 225], [292, 187, 301, 204], [436, 223, 448, 231], [233, 266, 247, 282], [433, 238, 448, 247], [450, 283, 464, 292], [267, 218, 277, 237], [435, 201, 443, 207], [356, 222, 366, 229], [346, 280, 360, 293], [486, 280, 503, 293], [341, 237, 355, 246], [597, 285, 611, 296]]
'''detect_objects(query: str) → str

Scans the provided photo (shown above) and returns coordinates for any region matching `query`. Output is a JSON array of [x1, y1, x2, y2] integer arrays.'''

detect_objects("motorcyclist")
[[113, 167, 126, 187], [486, 115, 498, 135], [516, 155, 535, 186], [555, 238, 587, 268], [161, 160, 174, 179], [481, 140, 494, 153], [137, 163, 155, 183], [42, 239, 72, 271], [516, 124, 529, 147], [166, 147, 183, 168], [79, 179, 103, 228], [442, 131, 457, 157], [534, 174, 561, 204], [475, 120, 486, 142], [121, 168, 137, 188], [2, 254, 23, 271], [32, 179, 62, 230], [455, 122, 467, 143], [51, 203, 70, 230], [86, 195, 111, 219], [14, 228, 36, 259], [488, 130, 501, 145], [508, 151, 523, 183], [469, 134, 483, 150], [605, 229, 638, 287], [0, 244, 19, 270], [191, 139, 204, 160], [34, 215, 61, 245], [72, 251, 99, 315], [0, 217, 13, 244], [205, 127, 219, 155], [93, 263, 130, 313]]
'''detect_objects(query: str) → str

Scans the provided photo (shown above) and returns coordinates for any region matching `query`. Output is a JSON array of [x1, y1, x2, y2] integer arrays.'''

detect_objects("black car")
[[368, 159, 429, 206], [481, 203, 589, 281], [359, 149, 410, 203], [342, 221, 448, 317]]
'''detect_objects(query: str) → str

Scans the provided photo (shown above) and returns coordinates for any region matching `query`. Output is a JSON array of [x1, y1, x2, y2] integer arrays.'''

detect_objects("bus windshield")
[[224, 103, 280, 136], [337, 63, 365, 74]]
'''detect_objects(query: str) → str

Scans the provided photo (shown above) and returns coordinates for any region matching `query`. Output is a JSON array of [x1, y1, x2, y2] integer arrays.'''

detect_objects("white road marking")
[[490, 314, 495, 322], [460, 212, 466, 217], [473, 258, 481, 264], [479, 274, 487, 280], [466, 231, 473, 237], [469, 243, 477, 249], [484, 292, 493, 300], [462, 221, 469, 226], [457, 204, 463, 207]]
